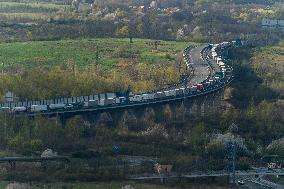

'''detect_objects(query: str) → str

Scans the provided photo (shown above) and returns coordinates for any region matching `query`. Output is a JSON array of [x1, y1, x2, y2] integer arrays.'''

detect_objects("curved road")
[[187, 45, 210, 86]]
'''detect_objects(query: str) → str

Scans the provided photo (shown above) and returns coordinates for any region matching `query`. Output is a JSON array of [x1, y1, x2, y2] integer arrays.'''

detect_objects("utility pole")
[[95, 45, 100, 65], [72, 61, 76, 76], [227, 142, 236, 184], [232, 143, 236, 184], [128, 14, 135, 64]]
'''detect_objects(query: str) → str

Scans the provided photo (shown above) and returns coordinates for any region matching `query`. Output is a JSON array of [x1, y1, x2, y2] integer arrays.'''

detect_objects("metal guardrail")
[[17, 79, 233, 117], [0, 156, 70, 163]]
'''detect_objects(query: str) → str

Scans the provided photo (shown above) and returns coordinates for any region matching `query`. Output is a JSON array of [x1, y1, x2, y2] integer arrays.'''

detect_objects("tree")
[[163, 104, 172, 124], [65, 116, 86, 140], [33, 116, 62, 148], [208, 133, 248, 157], [189, 123, 207, 154], [116, 26, 129, 37], [266, 138, 284, 156], [26, 31, 33, 41]]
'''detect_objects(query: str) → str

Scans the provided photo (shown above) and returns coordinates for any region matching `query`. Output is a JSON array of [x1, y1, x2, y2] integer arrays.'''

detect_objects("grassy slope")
[[0, 38, 192, 70], [251, 40, 284, 97]]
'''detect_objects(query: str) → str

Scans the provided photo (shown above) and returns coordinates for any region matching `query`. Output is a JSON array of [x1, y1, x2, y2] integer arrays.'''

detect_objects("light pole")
[[227, 142, 236, 184]]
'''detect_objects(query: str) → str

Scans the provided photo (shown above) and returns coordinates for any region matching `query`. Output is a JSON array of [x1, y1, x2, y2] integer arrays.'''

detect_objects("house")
[[154, 163, 173, 174], [262, 18, 284, 30]]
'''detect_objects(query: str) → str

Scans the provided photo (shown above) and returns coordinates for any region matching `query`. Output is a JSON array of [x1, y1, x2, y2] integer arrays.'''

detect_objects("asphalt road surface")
[[239, 175, 284, 189], [187, 45, 210, 87]]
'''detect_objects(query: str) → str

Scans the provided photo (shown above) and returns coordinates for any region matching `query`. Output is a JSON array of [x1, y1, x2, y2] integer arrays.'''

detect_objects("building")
[[262, 18, 284, 30], [154, 163, 173, 174]]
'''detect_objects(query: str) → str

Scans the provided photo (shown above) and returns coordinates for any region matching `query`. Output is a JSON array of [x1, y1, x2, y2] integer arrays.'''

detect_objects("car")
[[237, 180, 244, 185], [65, 103, 74, 109]]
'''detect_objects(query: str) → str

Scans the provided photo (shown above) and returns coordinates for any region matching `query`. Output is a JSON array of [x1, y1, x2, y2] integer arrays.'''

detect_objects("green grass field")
[[0, 38, 194, 71]]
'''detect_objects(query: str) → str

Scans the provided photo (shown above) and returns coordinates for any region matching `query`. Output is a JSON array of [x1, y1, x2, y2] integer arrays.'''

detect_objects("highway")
[[128, 170, 284, 180], [22, 81, 232, 117], [241, 175, 284, 189], [187, 45, 210, 86]]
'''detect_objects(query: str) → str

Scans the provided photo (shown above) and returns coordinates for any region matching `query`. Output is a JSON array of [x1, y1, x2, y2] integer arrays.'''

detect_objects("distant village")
[[262, 18, 284, 30]]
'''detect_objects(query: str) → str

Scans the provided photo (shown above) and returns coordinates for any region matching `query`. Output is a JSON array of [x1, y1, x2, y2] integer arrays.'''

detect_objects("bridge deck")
[[18, 79, 233, 117], [128, 171, 284, 180]]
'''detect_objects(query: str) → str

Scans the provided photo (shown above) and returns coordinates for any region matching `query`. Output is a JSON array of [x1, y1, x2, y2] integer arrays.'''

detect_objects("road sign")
[[236, 38, 242, 46]]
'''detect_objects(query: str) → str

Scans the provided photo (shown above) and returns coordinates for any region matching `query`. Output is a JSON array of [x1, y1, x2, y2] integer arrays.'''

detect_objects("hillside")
[[0, 38, 190, 70], [0, 0, 283, 187], [0, 38, 193, 100]]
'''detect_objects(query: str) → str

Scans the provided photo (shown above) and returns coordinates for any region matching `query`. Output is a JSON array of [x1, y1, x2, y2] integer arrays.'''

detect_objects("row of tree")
[[0, 60, 180, 101]]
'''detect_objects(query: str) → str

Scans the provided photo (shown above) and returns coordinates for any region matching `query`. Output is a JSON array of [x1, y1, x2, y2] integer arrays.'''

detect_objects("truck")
[[218, 62, 225, 66], [215, 71, 224, 78], [142, 94, 150, 101], [130, 95, 142, 102], [197, 84, 204, 91], [220, 65, 226, 69], [98, 99, 105, 106], [216, 57, 222, 64], [164, 90, 176, 97], [205, 81, 211, 87], [215, 76, 220, 81], [104, 98, 114, 105], [190, 86, 197, 92], [155, 92, 166, 99], [12, 106, 27, 112], [31, 105, 48, 112], [175, 88, 183, 96], [84, 99, 98, 107], [142, 93, 155, 101], [49, 104, 66, 110], [115, 97, 126, 104]]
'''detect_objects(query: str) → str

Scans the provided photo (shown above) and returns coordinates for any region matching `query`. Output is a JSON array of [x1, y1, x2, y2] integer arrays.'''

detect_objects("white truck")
[[49, 104, 66, 110], [12, 106, 27, 112], [31, 105, 48, 112]]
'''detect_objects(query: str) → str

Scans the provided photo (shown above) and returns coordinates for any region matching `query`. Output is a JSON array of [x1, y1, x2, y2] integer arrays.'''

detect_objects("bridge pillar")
[[201, 96, 206, 117], [96, 112, 113, 127], [120, 110, 138, 130], [206, 95, 210, 115], [58, 114, 67, 126], [208, 95, 214, 114], [178, 101, 187, 122], [191, 99, 198, 115], [160, 177, 166, 184], [41, 160, 47, 171], [196, 98, 202, 116]]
